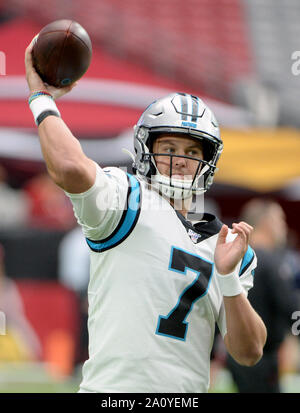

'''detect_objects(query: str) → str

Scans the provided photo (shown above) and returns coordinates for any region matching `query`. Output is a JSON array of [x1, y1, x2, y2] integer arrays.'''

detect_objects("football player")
[[25, 38, 266, 393]]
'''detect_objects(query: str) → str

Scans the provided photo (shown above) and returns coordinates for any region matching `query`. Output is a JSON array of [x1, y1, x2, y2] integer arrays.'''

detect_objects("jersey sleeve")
[[216, 230, 257, 338], [238, 245, 257, 296], [64, 163, 129, 243]]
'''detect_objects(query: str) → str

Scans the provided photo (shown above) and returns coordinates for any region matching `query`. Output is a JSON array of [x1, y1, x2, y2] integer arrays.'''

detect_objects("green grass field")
[[0, 362, 81, 393], [0, 362, 299, 393]]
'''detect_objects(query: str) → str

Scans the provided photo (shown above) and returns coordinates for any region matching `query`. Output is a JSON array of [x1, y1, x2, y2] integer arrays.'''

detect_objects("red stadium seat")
[[6, 0, 253, 99]]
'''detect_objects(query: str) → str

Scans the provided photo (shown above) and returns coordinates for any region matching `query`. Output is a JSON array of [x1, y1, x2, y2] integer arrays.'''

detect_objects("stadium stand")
[[5, 0, 254, 100], [242, 0, 300, 126], [5, 0, 300, 127]]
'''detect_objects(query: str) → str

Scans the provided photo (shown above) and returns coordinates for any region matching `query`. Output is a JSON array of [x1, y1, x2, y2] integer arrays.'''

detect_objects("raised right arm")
[[25, 37, 96, 194]]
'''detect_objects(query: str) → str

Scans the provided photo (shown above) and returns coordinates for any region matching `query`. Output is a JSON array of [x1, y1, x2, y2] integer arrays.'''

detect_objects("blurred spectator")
[[58, 227, 90, 363], [226, 198, 300, 393], [0, 164, 29, 230], [282, 230, 300, 298], [23, 172, 76, 230], [0, 244, 41, 362], [58, 227, 90, 294]]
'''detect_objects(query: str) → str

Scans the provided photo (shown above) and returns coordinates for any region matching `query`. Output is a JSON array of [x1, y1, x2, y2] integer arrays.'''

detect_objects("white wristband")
[[216, 269, 243, 297], [29, 95, 61, 126]]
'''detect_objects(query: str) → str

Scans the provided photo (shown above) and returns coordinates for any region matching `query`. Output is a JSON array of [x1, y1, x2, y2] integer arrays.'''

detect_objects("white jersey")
[[65, 163, 256, 393]]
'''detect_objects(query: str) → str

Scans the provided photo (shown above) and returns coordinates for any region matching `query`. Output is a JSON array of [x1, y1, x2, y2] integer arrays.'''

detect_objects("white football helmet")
[[132, 92, 223, 199]]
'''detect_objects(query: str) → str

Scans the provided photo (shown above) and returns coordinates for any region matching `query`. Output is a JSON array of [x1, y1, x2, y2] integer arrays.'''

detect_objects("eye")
[[187, 149, 201, 156], [163, 146, 175, 153]]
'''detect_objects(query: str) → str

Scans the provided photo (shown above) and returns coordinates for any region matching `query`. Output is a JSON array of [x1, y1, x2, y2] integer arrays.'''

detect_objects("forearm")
[[224, 293, 267, 366]]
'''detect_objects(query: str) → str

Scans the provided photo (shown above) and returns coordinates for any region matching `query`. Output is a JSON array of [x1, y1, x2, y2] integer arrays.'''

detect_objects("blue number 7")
[[156, 247, 214, 341]]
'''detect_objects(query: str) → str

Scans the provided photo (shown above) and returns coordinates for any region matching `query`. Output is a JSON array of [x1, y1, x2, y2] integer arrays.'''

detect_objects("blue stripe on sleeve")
[[239, 246, 255, 276], [86, 174, 140, 252]]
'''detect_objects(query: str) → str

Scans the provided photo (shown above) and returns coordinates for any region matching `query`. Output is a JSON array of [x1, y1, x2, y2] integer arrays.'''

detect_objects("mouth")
[[171, 174, 193, 180], [171, 175, 185, 180]]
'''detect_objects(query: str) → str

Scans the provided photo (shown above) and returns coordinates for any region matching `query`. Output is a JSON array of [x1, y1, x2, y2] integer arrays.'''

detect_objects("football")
[[32, 19, 92, 88]]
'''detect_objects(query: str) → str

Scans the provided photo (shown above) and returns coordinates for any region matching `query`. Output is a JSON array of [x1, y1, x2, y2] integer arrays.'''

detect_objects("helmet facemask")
[[151, 154, 210, 200], [134, 130, 218, 200]]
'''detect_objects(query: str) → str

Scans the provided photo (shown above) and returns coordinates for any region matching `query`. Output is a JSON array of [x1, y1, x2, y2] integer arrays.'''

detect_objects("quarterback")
[[25, 39, 266, 393]]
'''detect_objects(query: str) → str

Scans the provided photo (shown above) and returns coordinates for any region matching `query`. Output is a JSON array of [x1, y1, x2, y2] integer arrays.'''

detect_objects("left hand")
[[214, 222, 253, 275]]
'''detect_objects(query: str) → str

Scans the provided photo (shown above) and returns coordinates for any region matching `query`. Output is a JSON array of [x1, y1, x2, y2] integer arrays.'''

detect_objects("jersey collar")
[[175, 211, 223, 243]]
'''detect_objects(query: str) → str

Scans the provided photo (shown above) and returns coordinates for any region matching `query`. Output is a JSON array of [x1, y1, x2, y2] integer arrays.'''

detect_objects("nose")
[[173, 154, 187, 168], [173, 148, 186, 166]]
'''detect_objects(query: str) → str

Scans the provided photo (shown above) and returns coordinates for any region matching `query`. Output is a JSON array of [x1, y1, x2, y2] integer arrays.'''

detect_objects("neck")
[[170, 196, 193, 219], [148, 182, 193, 218]]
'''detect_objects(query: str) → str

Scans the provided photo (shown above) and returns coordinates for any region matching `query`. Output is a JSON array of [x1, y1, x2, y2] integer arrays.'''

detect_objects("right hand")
[[25, 35, 77, 100]]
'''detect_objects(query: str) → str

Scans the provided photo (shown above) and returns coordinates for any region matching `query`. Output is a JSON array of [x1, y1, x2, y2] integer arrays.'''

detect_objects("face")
[[152, 133, 204, 180]]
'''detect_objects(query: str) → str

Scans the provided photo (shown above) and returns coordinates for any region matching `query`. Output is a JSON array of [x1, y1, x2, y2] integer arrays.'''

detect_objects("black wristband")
[[36, 110, 60, 126]]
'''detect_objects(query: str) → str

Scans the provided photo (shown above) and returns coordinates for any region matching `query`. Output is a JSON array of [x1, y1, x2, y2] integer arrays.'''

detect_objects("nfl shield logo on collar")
[[188, 229, 201, 243]]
